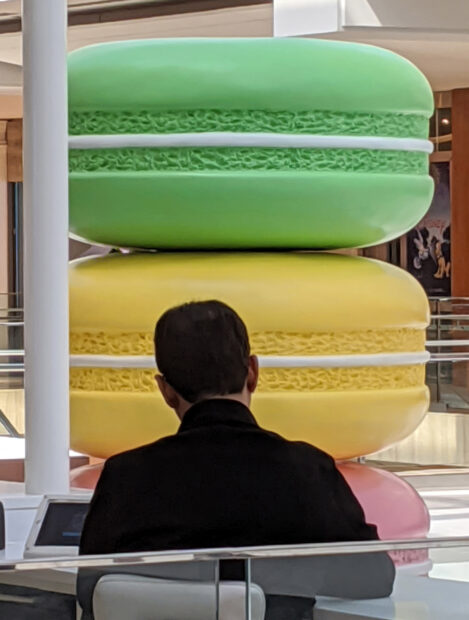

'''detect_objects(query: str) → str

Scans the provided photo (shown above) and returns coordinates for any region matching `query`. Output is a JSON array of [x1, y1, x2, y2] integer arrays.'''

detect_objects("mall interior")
[[2, 0, 469, 618]]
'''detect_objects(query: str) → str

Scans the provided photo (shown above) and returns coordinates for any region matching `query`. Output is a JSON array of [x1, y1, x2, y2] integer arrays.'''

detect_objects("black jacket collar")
[[178, 399, 258, 433]]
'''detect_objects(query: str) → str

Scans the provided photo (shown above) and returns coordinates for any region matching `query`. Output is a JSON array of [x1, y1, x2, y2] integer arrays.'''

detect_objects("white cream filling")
[[70, 351, 430, 370], [68, 132, 433, 154]]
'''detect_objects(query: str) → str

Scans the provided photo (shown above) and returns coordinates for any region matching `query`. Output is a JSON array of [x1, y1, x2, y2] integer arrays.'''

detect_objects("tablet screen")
[[35, 502, 90, 547]]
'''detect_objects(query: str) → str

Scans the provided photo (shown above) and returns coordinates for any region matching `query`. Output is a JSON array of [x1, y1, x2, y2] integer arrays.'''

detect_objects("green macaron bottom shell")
[[69, 171, 434, 250]]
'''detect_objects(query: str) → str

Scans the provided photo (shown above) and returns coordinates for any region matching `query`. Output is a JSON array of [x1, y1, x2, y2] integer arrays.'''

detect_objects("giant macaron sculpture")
[[68, 38, 433, 250], [68, 38, 434, 567], [69, 252, 430, 460]]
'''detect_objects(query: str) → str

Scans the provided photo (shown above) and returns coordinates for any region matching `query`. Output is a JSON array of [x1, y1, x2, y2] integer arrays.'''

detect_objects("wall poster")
[[407, 161, 451, 296]]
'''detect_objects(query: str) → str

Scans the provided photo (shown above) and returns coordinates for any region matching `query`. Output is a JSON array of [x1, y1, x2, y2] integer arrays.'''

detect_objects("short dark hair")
[[154, 300, 250, 403]]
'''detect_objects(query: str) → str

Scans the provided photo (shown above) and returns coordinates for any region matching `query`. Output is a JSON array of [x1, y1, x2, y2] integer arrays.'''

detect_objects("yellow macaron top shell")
[[70, 252, 429, 341]]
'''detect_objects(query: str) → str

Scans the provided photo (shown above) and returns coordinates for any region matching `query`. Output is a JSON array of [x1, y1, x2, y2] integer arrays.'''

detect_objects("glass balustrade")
[[3, 297, 469, 463], [0, 538, 467, 619]]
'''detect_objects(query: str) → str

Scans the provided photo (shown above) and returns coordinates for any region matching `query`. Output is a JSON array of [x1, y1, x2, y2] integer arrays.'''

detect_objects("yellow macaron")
[[69, 252, 429, 459]]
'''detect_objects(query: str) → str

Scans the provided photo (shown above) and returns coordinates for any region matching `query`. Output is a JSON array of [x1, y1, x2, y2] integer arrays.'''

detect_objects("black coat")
[[80, 399, 379, 554]]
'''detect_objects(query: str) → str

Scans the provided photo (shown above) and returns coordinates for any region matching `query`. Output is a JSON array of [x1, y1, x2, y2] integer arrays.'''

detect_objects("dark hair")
[[154, 300, 250, 403]]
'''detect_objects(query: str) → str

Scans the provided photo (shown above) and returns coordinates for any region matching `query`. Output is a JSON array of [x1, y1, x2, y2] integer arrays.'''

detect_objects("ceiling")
[[0, 1, 468, 92], [0, 0, 185, 16], [0, 0, 267, 22], [0, 2, 272, 71]]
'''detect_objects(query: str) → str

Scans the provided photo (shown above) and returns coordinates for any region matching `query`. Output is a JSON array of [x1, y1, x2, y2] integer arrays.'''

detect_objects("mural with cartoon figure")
[[407, 162, 451, 295]]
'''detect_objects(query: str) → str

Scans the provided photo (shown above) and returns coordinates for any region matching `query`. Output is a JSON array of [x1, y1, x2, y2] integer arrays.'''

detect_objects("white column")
[[22, 0, 70, 494]]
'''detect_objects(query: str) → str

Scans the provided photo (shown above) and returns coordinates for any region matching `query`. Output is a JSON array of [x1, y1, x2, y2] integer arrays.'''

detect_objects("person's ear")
[[155, 375, 180, 410], [246, 355, 259, 394]]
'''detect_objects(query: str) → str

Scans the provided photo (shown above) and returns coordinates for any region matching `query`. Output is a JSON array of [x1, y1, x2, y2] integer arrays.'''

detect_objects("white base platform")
[[0, 481, 42, 561], [0, 437, 82, 461], [0, 480, 85, 562]]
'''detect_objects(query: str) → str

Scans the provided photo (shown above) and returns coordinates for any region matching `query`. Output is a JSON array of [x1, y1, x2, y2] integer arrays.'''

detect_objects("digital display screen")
[[35, 502, 89, 547]]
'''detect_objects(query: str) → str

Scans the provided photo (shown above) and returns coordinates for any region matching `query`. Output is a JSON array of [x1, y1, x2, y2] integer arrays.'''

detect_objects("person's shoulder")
[[289, 439, 336, 467], [104, 433, 178, 471], [260, 427, 335, 468]]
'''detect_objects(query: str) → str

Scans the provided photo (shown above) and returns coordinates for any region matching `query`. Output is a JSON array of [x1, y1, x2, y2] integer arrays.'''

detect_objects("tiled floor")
[[403, 470, 469, 538]]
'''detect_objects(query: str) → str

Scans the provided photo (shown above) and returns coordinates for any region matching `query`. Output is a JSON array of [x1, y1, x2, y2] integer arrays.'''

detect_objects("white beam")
[[22, 0, 70, 494], [274, 0, 340, 37]]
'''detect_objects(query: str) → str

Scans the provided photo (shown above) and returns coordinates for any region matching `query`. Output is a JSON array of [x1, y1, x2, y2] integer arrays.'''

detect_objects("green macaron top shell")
[[68, 37, 433, 121]]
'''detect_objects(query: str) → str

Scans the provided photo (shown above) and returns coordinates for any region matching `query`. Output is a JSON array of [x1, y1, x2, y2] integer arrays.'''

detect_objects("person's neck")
[[205, 393, 249, 407], [178, 392, 250, 420]]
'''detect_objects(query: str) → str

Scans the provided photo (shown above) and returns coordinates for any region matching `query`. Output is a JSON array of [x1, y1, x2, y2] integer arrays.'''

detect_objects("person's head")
[[154, 300, 259, 419]]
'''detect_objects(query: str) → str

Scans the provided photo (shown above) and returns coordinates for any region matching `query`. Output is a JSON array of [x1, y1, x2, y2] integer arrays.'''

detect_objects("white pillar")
[[22, 0, 70, 494]]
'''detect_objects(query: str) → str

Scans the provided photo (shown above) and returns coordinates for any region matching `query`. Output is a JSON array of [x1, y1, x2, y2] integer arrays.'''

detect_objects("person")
[[79, 300, 395, 618]]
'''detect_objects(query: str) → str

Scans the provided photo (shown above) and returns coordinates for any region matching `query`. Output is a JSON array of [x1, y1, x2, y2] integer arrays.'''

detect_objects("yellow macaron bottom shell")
[[70, 386, 429, 460]]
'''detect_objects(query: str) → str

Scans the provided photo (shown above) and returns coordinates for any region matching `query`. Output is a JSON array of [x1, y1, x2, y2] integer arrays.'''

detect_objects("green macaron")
[[68, 38, 434, 249]]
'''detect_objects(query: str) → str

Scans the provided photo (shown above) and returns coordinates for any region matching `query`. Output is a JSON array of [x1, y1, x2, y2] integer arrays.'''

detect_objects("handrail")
[[2, 536, 469, 572], [430, 353, 469, 361], [0, 342, 469, 357], [429, 297, 469, 300], [0, 350, 468, 369], [427, 340, 469, 346], [431, 315, 469, 320], [5, 315, 469, 327], [0, 310, 452, 321], [0, 410, 21, 438]]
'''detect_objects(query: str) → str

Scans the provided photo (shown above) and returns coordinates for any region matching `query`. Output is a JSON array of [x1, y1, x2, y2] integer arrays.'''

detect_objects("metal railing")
[[4, 307, 469, 366], [2, 535, 469, 571], [1, 297, 469, 437]]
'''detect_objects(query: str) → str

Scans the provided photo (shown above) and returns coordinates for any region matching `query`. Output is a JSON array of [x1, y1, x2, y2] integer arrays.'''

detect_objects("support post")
[[22, 0, 70, 494], [451, 89, 469, 297]]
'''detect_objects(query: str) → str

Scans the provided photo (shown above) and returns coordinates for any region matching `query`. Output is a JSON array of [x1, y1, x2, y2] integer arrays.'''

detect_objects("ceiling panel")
[[0, 0, 245, 18], [0, 2, 468, 92], [0, 0, 156, 15], [0, 0, 19, 17], [0, 3, 272, 67]]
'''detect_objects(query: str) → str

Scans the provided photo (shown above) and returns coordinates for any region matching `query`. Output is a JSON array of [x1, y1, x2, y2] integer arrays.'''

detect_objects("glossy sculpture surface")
[[69, 38, 434, 249], [68, 38, 434, 566]]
